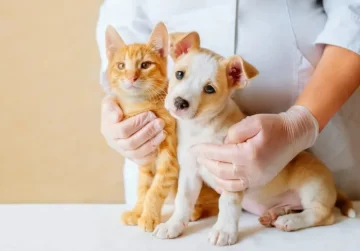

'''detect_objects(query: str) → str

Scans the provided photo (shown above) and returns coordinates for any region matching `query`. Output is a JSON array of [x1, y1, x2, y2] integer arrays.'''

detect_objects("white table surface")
[[0, 203, 359, 251]]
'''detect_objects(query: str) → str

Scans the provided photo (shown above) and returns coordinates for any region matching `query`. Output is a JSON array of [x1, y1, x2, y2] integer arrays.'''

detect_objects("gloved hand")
[[101, 95, 166, 165], [192, 106, 319, 192]]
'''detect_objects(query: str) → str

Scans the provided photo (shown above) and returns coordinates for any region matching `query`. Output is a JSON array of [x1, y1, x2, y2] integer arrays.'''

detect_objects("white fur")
[[208, 192, 242, 245], [155, 52, 242, 245], [274, 210, 316, 232], [348, 209, 356, 218], [165, 53, 218, 119], [154, 116, 241, 244], [154, 116, 228, 240]]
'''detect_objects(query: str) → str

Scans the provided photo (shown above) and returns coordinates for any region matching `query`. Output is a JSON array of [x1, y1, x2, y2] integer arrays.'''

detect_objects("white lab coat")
[[96, 0, 360, 204]]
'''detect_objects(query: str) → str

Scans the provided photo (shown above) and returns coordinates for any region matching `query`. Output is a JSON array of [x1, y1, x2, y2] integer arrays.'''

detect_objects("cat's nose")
[[127, 74, 139, 84], [130, 76, 138, 83], [174, 97, 189, 110]]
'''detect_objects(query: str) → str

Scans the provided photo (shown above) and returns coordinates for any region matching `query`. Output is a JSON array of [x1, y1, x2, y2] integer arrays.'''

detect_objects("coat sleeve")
[[96, 0, 152, 91], [315, 0, 360, 55]]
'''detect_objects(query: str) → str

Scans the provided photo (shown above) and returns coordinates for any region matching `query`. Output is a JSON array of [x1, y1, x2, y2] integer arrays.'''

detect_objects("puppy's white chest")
[[178, 120, 225, 151], [177, 121, 227, 188], [181, 125, 223, 146]]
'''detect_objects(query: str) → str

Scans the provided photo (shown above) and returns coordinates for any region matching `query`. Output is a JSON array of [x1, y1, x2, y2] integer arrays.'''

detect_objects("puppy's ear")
[[169, 32, 188, 56], [148, 22, 168, 58], [105, 25, 126, 60], [169, 32, 200, 60], [226, 56, 258, 89]]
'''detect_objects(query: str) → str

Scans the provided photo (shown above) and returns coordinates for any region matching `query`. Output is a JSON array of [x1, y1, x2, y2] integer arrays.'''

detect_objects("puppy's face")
[[165, 32, 258, 121], [166, 51, 228, 120]]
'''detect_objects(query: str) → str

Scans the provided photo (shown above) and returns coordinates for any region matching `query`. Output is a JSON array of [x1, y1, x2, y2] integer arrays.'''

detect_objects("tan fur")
[[169, 32, 355, 232], [336, 189, 355, 217], [255, 151, 337, 229]]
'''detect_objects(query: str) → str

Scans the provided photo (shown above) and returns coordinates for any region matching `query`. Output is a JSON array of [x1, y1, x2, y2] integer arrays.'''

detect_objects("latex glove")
[[101, 95, 166, 165], [192, 106, 319, 192]]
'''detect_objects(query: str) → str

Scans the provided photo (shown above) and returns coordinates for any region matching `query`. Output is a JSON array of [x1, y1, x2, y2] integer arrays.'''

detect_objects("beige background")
[[0, 0, 125, 203]]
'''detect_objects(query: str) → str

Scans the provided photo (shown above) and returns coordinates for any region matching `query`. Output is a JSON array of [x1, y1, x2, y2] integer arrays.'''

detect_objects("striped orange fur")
[[105, 23, 179, 232]]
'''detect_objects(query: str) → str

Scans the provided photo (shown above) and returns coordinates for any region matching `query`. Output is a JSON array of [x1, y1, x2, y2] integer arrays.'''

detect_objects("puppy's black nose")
[[174, 97, 189, 110]]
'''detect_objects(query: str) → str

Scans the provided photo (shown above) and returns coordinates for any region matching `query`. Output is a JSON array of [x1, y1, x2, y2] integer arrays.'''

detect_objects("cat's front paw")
[[153, 221, 186, 239], [138, 215, 160, 232], [121, 210, 141, 226]]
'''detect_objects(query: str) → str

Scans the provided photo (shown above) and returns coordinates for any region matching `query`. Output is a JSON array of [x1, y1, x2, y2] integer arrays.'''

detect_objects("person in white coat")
[[97, 0, 360, 203]]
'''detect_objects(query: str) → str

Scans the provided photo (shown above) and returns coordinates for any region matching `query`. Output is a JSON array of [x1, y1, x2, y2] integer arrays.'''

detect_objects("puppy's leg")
[[274, 182, 335, 232], [208, 191, 243, 246], [259, 207, 294, 227], [153, 169, 202, 239], [190, 184, 219, 222], [121, 163, 154, 225], [274, 205, 333, 232]]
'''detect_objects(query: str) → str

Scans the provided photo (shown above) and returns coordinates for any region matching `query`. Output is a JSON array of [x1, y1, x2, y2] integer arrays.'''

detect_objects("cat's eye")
[[203, 84, 216, 94], [175, 71, 185, 80], [141, 61, 152, 69], [117, 62, 125, 70]]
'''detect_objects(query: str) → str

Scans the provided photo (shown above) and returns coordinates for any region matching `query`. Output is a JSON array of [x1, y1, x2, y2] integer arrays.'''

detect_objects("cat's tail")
[[336, 189, 356, 218]]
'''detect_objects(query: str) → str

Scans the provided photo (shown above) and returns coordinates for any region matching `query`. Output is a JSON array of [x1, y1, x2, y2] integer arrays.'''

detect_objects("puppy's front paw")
[[121, 210, 141, 226], [208, 222, 238, 246], [138, 215, 160, 232], [153, 221, 186, 239], [208, 229, 238, 246]]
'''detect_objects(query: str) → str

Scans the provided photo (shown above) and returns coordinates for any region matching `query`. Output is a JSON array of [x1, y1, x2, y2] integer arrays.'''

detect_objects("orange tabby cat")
[[105, 23, 178, 232]]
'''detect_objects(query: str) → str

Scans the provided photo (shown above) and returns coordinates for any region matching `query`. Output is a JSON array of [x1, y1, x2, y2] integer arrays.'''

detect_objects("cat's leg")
[[189, 204, 203, 222], [121, 163, 154, 225], [138, 140, 179, 232], [208, 191, 243, 246], [153, 168, 203, 239]]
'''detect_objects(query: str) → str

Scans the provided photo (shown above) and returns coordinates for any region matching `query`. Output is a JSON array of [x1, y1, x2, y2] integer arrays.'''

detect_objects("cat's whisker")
[[147, 86, 167, 103]]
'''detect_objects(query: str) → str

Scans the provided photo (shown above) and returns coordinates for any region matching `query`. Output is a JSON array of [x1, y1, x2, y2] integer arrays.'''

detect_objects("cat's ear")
[[148, 22, 168, 58], [225, 55, 259, 89], [105, 25, 126, 60], [169, 31, 200, 60]]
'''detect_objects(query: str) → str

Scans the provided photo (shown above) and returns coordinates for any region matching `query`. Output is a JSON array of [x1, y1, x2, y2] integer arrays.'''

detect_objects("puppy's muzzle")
[[174, 97, 189, 110]]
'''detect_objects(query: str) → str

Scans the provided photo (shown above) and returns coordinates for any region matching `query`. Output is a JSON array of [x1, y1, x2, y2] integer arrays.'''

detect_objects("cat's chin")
[[120, 87, 144, 96]]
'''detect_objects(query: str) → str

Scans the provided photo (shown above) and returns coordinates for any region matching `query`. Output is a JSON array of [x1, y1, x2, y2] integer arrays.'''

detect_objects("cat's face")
[[106, 23, 168, 98], [108, 44, 167, 97]]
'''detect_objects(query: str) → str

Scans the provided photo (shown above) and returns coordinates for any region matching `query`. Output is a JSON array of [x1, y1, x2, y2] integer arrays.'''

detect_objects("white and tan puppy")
[[153, 32, 355, 246]]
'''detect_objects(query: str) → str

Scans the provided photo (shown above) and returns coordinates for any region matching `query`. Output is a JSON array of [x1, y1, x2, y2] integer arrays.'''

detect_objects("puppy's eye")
[[175, 71, 185, 80], [117, 63, 125, 70], [141, 61, 152, 69], [203, 84, 216, 94]]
